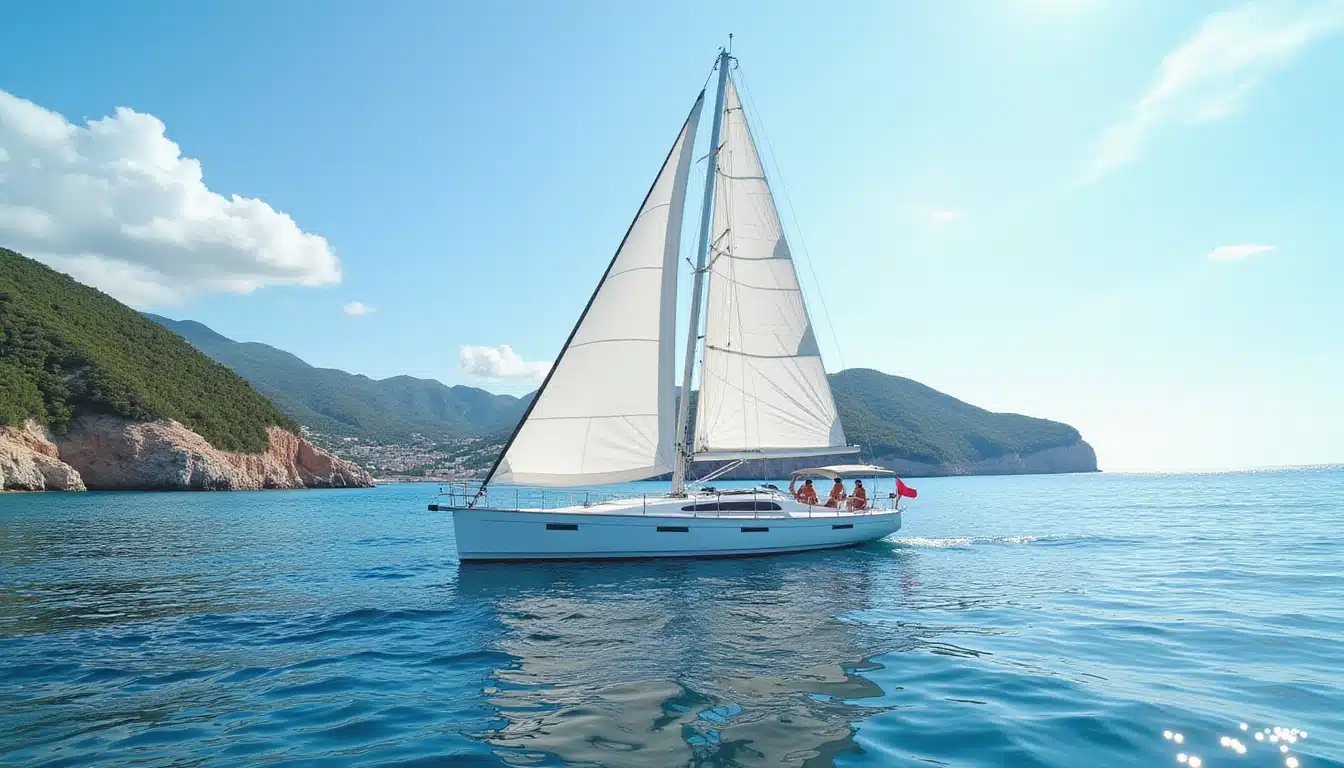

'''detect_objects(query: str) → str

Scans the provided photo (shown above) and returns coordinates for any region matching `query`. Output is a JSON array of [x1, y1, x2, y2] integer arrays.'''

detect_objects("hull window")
[[831, 523, 854, 530], [741, 526, 769, 533], [681, 501, 783, 512], [546, 523, 579, 531], [656, 526, 690, 533]]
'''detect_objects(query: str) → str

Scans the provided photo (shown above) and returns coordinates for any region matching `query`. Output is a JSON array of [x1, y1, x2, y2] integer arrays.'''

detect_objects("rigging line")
[[694, 104, 728, 449], [688, 55, 726, 165], [679, 107, 710, 402], [683, 197, 706, 376], [677, 53, 723, 305], [733, 64, 847, 373], [710, 112, 739, 444], [700, 49, 723, 92]]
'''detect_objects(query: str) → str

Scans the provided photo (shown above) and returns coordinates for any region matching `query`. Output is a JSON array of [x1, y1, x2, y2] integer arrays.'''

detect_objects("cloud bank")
[[0, 89, 339, 306], [459, 345, 551, 381], [1207, 243, 1275, 261], [1084, 0, 1344, 182]]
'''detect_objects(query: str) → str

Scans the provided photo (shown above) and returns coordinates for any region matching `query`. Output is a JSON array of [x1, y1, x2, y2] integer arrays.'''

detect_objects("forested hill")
[[829, 368, 1082, 465], [0, 249, 298, 452], [147, 314, 531, 444]]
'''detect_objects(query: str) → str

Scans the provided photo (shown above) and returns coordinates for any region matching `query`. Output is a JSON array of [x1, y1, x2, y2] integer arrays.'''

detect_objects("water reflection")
[[455, 549, 921, 766]]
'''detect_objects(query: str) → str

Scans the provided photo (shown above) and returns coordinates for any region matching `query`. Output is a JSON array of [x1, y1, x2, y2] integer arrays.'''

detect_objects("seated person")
[[790, 477, 819, 505], [825, 478, 847, 508], [847, 479, 868, 511]]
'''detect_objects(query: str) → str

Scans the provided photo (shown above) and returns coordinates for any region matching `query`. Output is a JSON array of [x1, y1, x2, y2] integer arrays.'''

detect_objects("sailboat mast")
[[671, 49, 732, 496]]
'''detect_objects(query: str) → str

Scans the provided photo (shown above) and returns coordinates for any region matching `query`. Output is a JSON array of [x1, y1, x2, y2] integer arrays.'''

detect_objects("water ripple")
[[2, 471, 1342, 766]]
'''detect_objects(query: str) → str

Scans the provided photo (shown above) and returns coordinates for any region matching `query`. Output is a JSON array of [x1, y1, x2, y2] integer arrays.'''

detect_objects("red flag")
[[896, 478, 918, 499]]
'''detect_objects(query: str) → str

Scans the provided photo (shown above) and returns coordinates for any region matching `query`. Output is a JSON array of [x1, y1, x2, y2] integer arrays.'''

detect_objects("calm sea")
[[1, 469, 1341, 767]]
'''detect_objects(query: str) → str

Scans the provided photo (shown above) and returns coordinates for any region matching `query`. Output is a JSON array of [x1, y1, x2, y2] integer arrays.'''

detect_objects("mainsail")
[[488, 93, 705, 486], [692, 77, 850, 461]]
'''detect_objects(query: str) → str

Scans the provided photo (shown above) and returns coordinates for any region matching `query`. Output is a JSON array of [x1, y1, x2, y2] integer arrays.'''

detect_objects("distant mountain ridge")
[[147, 315, 1098, 476], [830, 368, 1082, 466], [146, 315, 530, 443]]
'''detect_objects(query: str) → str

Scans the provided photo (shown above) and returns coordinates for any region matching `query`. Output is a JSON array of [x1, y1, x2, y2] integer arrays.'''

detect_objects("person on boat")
[[847, 479, 868, 511], [825, 478, 847, 508], [790, 477, 819, 505]]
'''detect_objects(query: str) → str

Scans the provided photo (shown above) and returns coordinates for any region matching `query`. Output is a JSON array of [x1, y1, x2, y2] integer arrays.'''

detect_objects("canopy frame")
[[789, 464, 898, 480]]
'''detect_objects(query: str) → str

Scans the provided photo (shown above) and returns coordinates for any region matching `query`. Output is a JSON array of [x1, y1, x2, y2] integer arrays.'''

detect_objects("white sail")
[[693, 78, 850, 461], [491, 94, 705, 486]]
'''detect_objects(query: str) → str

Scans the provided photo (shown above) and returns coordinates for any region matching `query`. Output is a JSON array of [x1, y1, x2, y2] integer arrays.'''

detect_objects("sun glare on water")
[[1164, 723, 1310, 766]]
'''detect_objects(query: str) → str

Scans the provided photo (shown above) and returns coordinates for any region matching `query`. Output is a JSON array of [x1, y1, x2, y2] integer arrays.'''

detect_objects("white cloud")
[[459, 344, 551, 381], [0, 89, 340, 307], [343, 300, 374, 316], [905, 203, 963, 228], [1083, 0, 1344, 181], [1207, 243, 1275, 261]]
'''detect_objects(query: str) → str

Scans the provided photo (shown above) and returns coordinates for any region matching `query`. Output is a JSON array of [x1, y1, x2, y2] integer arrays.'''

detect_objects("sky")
[[2, 0, 1342, 472]]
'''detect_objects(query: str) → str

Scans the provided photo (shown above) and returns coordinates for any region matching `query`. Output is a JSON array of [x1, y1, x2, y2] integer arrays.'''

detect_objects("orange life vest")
[[828, 483, 846, 504]]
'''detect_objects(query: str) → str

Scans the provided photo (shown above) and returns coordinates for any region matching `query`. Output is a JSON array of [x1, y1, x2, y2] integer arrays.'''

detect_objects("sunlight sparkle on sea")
[[1167, 722, 1310, 767]]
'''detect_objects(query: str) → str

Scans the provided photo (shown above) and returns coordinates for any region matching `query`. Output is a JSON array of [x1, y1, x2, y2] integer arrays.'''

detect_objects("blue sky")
[[3, 0, 1342, 471]]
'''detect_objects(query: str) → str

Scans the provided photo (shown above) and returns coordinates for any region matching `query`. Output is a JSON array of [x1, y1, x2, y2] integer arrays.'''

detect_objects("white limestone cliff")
[[1, 419, 86, 491], [2, 416, 372, 492]]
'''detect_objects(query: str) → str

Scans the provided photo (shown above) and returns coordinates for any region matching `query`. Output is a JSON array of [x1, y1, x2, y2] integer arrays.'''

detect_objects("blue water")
[[2, 469, 1342, 767]]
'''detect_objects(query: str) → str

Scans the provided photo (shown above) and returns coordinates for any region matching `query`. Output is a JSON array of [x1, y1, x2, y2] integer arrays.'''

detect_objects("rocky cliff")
[[1, 419, 86, 491], [1, 416, 372, 492]]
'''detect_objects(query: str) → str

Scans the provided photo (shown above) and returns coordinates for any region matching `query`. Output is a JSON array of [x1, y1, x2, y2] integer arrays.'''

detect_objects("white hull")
[[442, 494, 901, 561]]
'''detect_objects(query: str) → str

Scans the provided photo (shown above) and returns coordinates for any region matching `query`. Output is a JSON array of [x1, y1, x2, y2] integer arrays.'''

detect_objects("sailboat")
[[431, 49, 910, 561]]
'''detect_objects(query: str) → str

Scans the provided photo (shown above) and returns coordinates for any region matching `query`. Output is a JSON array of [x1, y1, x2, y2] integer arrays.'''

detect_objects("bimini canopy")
[[790, 464, 897, 480]]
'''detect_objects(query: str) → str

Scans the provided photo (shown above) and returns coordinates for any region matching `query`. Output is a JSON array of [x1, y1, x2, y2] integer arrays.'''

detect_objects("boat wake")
[[891, 536, 977, 548], [889, 534, 1143, 549]]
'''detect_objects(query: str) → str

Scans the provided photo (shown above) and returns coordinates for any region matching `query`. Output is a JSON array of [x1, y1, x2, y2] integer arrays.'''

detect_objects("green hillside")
[[831, 368, 1081, 464], [147, 314, 530, 443], [0, 249, 299, 452]]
